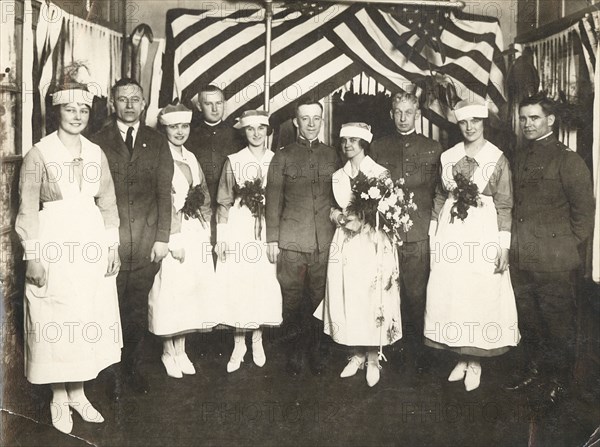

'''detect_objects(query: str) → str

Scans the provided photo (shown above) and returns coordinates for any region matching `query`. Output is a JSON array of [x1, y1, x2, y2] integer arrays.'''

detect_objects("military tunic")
[[511, 134, 594, 382], [370, 130, 443, 346]]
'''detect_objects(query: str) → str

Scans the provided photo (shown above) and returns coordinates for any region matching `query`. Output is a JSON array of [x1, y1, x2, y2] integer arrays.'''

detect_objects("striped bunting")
[[577, 11, 599, 84], [327, 7, 505, 122], [161, 4, 506, 126]]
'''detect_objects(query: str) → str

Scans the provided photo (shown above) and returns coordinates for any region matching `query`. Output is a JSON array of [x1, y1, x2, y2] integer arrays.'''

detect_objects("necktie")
[[125, 127, 134, 155]]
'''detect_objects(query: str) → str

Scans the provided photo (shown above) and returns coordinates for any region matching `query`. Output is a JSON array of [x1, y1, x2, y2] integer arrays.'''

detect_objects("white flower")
[[368, 186, 381, 199], [361, 192, 369, 199]]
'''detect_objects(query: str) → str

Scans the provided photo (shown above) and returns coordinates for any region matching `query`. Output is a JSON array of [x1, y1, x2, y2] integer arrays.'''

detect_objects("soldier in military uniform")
[[507, 93, 594, 404], [370, 91, 443, 373], [265, 99, 338, 376], [186, 85, 245, 257]]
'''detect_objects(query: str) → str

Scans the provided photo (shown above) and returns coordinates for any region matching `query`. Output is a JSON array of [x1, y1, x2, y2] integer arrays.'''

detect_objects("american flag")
[[160, 3, 506, 127]]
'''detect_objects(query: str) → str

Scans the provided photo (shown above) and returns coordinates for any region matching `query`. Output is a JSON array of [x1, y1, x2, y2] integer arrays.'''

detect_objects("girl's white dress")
[[315, 156, 402, 347], [15, 132, 122, 384], [148, 144, 218, 336], [424, 141, 520, 356], [215, 147, 282, 328]]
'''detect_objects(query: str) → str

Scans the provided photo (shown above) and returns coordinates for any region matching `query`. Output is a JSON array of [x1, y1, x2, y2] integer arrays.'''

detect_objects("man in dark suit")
[[186, 85, 244, 256], [507, 93, 594, 403], [265, 99, 338, 376], [370, 91, 443, 373], [92, 78, 173, 395]]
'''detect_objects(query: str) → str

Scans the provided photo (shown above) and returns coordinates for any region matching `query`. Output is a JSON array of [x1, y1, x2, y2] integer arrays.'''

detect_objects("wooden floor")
[[2, 328, 599, 447]]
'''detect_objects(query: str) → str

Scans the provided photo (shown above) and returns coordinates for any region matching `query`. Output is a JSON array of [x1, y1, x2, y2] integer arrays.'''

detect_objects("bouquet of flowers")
[[234, 177, 266, 240], [449, 172, 482, 223], [346, 171, 417, 246], [181, 184, 208, 228]]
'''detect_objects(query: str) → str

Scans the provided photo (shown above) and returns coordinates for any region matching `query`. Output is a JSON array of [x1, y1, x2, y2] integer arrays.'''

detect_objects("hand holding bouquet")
[[346, 171, 417, 246], [181, 184, 208, 228], [234, 177, 266, 240]]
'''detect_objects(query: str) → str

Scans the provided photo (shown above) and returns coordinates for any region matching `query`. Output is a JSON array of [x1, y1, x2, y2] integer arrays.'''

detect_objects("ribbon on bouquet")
[[254, 205, 263, 241]]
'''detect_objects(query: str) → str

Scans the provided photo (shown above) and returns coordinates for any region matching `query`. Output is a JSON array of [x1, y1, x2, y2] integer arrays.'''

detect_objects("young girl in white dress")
[[16, 85, 122, 433], [215, 110, 282, 373], [315, 123, 402, 387], [148, 103, 217, 378], [424, 101, 519, 391]]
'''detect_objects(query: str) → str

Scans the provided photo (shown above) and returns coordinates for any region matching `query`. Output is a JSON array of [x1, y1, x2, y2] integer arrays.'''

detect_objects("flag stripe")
[[180, 11, 335, 97], [163, 4, 506, 126]]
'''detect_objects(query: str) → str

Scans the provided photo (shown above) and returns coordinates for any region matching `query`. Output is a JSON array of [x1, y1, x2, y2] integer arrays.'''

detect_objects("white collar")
[[342, 155, 378, 178], [116, 120, 140, 135], [536, 131, 553, 141], [204, 120, 222, 127], [398, 129, 415, 136], [169, 142, 193, 164]]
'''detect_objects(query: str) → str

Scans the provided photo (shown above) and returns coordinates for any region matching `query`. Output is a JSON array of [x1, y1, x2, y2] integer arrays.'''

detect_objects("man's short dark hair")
[[519, 92, 556, 117], [294, 97, 323, 117], [111, 78, 144, 98]]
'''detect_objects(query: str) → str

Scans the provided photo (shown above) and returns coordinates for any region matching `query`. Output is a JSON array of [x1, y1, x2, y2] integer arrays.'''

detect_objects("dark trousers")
[[399, 240, 430, 351], [277, 248, 329, 363], [116, 262, 160, 374], [512, 268, 577, 383]]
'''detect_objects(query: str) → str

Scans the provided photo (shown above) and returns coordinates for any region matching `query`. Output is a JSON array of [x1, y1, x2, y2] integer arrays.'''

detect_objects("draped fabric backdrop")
[[160, 4, 506, 128], [33, 1, 122, 143]]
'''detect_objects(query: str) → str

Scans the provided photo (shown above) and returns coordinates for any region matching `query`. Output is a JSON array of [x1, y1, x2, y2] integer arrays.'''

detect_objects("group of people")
[[16, 77, 595, 434]]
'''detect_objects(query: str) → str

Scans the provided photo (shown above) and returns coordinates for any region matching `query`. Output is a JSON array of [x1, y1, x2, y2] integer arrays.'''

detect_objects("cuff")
[[498, 231, 511, 249], [428, 220, 438, 237], [169, 232, 184, 250], [22, 239, 40, 261], [155, 228, 170, 243], [105, 227, 120, 247]]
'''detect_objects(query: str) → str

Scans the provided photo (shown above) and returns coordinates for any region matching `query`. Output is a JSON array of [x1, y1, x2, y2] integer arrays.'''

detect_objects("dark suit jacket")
[[371, 131, 443, 242], [511, 135, 594, 272], [91, 121, 174, 270], [186, 121, 244, 209], [266, 138, 338, 253]]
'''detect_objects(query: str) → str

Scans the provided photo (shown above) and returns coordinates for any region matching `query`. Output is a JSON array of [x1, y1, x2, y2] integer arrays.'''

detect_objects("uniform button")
[[405, 143, 409, 147], [311, 180, 315, 183], [310, 164, 314, 168], [129, 200, 134, 205], [552, 233, 556, 237], [518, 218, 524, 222], [212, 149, 215, 152], [130, 218, 135, 222]]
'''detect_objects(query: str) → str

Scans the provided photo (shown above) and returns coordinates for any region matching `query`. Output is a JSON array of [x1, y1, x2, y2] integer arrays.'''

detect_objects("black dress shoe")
[[504, 366, 540, 391], [126, 370, 150, 395], [547, 380, 567, 406]]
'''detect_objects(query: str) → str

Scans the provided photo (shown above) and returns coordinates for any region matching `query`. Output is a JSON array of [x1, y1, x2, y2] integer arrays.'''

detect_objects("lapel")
[[106, 121, 131, 160], [131, 125, 149, 162]]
